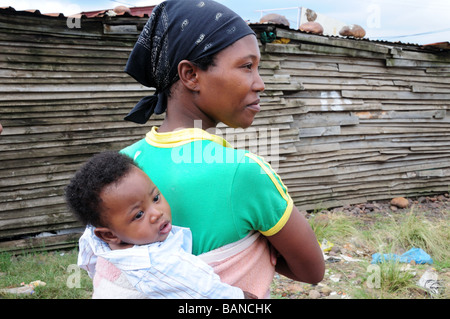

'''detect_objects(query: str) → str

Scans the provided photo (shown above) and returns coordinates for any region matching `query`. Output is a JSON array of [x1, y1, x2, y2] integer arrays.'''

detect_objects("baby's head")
[[65, 151, 172, 249]]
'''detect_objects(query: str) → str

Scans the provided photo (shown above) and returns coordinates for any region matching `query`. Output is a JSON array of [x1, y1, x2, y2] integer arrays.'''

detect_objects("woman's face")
[[195, 35, 265, 129]]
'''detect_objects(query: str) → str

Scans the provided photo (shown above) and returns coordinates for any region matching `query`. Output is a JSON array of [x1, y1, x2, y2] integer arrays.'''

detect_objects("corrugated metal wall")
[[254, 26, 450, 210], [0, 9, 449, 252], [0, 9, 158, 252]]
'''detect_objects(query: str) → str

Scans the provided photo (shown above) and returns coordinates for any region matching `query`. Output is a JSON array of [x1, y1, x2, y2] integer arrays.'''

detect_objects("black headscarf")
[[124, 0, 255, 124]]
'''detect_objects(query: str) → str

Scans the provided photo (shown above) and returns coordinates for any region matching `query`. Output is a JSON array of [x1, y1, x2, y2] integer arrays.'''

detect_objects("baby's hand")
[[243, 291, 258, 299]]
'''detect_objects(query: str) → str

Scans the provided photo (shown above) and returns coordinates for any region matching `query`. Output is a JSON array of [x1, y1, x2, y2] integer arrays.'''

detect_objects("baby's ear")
[[94, 227, 121, 245]]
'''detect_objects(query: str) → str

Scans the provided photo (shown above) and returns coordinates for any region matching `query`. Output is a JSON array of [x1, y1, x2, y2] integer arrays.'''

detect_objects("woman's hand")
[[266, 206, 325, 284]]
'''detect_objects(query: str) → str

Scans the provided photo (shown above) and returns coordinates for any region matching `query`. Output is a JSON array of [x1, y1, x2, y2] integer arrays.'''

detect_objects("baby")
[[65, 151, 255, 298]]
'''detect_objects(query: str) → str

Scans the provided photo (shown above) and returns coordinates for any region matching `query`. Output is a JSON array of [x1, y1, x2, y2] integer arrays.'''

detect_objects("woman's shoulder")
[[235, 152, 279, 177], [120, 136, 149, 158], [232, 151, 290, 206]]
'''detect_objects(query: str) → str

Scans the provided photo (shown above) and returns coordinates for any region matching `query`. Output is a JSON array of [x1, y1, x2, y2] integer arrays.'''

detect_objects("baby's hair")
[[65, 151, 138, 227]]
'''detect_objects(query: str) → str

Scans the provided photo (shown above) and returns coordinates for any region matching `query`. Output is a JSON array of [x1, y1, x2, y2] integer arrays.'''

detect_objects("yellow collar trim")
[[145, 126, 233, 148]]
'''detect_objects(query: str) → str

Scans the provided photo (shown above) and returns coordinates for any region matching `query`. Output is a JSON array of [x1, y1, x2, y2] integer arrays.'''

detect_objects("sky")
[[2, 0, 450, 45]]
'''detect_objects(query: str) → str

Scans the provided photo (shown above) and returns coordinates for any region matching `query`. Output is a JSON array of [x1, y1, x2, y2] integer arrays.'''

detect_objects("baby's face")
[[100, 166, 172, 245]]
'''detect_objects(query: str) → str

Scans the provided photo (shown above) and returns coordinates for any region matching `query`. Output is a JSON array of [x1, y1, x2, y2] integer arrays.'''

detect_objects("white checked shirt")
[[78, 225, 244, 299]]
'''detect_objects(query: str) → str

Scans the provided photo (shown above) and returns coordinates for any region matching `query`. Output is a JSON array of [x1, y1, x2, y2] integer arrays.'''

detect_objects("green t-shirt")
[[121, 127, 293, 255]]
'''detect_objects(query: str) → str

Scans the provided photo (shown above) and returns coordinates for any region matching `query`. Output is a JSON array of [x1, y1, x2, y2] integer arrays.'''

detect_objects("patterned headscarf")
[[124, 0, 255, 124]]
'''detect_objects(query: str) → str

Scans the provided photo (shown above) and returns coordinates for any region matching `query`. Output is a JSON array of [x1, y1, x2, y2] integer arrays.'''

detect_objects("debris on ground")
[[372, 248, 433, 265], [418, 268, 443, 296], [0, 280, 46, 295], [271, 193, 449, 299]]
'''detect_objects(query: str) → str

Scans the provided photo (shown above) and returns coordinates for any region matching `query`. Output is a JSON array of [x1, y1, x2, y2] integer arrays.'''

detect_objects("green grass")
[[1, 206, 448, 299], [307, 207, 449, 299], [0, 248, 92, 299], [310, 209, 449, 266]]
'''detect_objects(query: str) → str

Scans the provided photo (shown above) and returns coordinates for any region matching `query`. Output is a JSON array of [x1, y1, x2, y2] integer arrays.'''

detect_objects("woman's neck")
[[158, 100, 218, 133]]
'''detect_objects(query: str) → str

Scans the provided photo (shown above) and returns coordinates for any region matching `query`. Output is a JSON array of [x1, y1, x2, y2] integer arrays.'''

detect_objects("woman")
[[89, 0, 324, 298]]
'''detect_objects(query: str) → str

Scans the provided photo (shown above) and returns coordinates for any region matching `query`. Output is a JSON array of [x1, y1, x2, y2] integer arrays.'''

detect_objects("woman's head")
[[124, 0, 260, 125], [178, 34, 264, 129]]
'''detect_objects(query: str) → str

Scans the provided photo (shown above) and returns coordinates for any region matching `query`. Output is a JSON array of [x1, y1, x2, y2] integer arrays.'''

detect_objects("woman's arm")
[[266, 206, 325, 284]]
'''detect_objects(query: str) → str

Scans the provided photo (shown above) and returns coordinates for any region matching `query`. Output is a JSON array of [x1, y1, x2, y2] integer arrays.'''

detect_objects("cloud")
[[360, 0, 450, 43], [0, 0, 81, 15], [2, 0, 447, 44], [134, 0, 164, 6]]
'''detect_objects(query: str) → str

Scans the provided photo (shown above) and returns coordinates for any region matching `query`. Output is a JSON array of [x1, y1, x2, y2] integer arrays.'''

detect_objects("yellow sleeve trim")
[[260, 198, 293, 236], [244, 153, 294, 236]]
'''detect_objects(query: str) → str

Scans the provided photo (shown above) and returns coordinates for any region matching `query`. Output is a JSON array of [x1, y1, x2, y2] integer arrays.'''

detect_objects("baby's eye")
[[134, 211, 144, 220], [153, 194, 160, 203]]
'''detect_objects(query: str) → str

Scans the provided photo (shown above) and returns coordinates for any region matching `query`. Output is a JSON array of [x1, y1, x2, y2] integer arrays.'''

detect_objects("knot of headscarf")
[[124, 0, 255, 124]]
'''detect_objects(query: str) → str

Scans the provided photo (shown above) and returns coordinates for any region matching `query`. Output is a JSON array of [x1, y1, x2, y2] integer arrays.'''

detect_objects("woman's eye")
[[134, 211, 144, 220]]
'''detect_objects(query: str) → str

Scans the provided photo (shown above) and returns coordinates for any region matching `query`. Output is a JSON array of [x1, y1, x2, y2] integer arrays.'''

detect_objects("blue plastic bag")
[[371, 247, 433, 264]]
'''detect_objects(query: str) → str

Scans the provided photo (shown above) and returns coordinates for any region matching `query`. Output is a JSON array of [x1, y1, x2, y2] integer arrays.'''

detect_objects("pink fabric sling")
[[91, 232, 275, 299]]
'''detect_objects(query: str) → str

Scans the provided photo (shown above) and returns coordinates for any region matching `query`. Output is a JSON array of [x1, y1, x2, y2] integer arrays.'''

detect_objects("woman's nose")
[[253, 71, 265, 92]]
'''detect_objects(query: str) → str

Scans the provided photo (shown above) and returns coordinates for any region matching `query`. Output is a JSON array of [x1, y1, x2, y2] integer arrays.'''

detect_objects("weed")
[[309, 211, 357, 244], [303, 208, 449, 299], [0, 249, 92, 299], [393, 211, 449, 265]]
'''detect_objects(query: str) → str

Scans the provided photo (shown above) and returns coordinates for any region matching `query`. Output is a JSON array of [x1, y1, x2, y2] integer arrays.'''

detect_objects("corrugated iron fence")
[[1, 9, 449, 252]]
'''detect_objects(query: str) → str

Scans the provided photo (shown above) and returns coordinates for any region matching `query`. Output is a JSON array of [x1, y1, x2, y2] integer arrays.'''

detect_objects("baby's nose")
[[150, 209, 163, 223]]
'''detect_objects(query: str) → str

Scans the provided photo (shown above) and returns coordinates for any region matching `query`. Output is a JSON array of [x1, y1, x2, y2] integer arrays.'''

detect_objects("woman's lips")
[[246, 100, 261, 112]]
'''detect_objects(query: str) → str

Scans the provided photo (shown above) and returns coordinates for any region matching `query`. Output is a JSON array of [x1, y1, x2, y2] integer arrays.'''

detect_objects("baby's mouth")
[[159, 220, 172, 235]]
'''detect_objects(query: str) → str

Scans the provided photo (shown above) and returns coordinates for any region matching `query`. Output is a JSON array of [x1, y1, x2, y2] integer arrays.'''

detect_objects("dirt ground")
[[270, 193, 450, 299]]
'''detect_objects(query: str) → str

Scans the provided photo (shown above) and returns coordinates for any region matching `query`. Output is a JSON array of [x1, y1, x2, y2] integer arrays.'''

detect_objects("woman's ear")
[[94, 227, 122, 246], [177, 60, 200, 92]]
